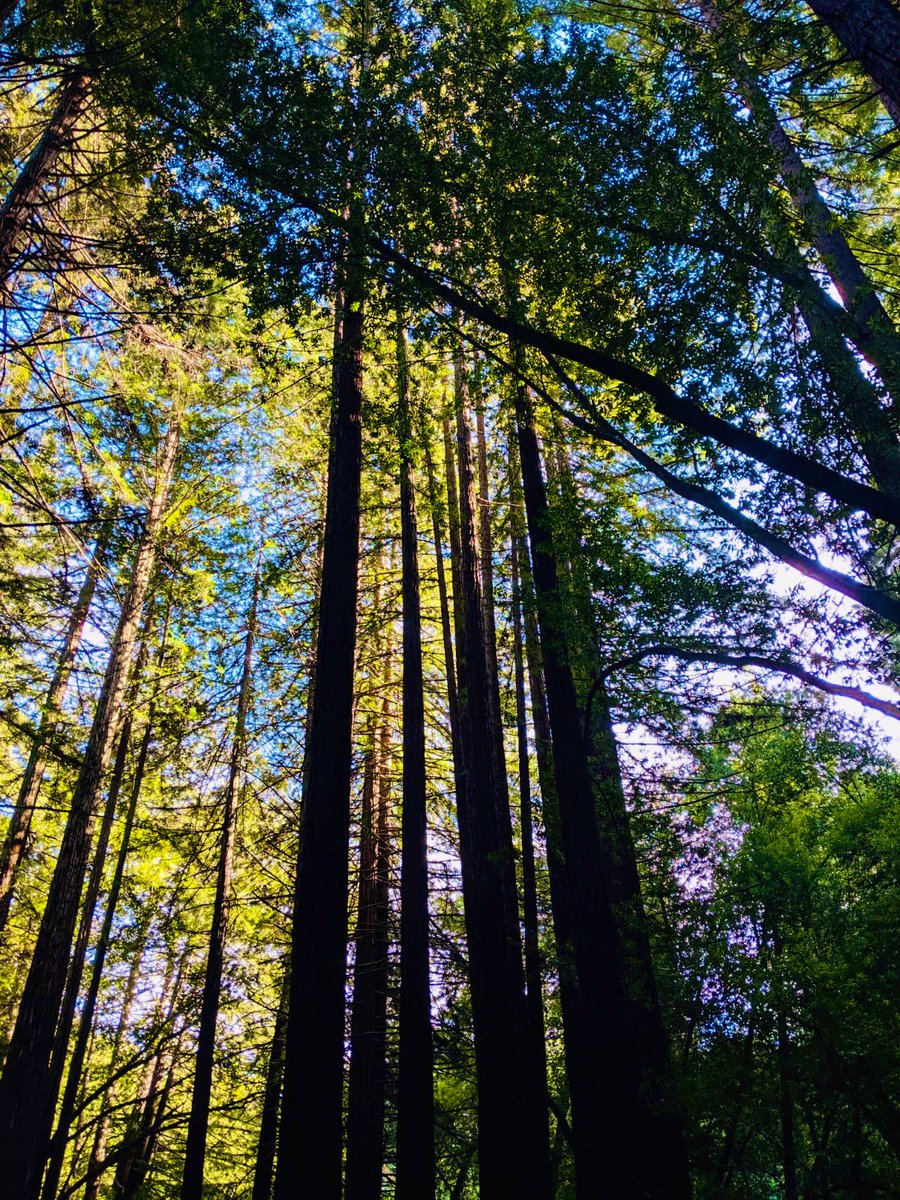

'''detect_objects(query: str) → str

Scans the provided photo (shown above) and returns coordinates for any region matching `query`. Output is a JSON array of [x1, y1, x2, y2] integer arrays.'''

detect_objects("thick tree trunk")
[[41, 632, 154, 1200], [395, 323, 435, 1200], [514, 384, 690, 1198], [0, 70, 91, 286], [586, 695, 692, 1193], [450, 352, 551, 1199], [805, 0, 900, 125], [0, 414, 179, 1200], [273, 260, 365, 1199], [795, 283, 900, 496], [180, 571, 259, 1200], [251, 529, 323, 1200], [345, 638, 393, 1200], [511, 432, 598, 1200], [0, 513, 112, 934]]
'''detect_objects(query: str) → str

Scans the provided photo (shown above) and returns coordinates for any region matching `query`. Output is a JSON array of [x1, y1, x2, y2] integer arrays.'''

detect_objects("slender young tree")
[[180, 564, 260, 1200], [78, 935, 147, 1200], [395, 322, 435, 1200], [106, 952, 185, 1200], [41, 629, 155, 1200], [0, 511, 113, 934], [250, 964, 290, 1200], [692, 0, 900, 408], [78, 699, 160, 1200], [510, 527, 549, 1114], [345, 628, 393, 1200], [0, 412, 180, 1200], [0, 68, 92, 286]]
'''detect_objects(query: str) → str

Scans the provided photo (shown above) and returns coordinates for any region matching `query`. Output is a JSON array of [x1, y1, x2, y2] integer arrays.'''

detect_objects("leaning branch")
[[369, 238, 900, 526], [599, 643, 900, 723], [541, 360, 900, 627]]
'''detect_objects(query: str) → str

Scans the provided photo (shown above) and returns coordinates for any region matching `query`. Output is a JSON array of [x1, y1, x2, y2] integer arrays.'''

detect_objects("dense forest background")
[[0, 0, 899, 1197]]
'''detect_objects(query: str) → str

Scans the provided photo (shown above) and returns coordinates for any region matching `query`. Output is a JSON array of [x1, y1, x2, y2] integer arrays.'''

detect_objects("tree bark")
[[345, 635, 393, 1200], [510, 428, 606, 1200], [251, 527, 324, 1200], [0, 512, 113, 935], [250, 963, 290, 1200], [450, 350, 552, 1199], [107, 955, 183, 1200], [546, 439, 690, 1194], [805, 0, 900, 126], [514, 382, 690, 1198], [41, 630, 155, 1200], [78, 706, 158, 1200], [509, 528, 551, 1147], [395, 322, 435, 1200], [696, 0, 900, 409], [273, 259, 365, 1199], [180, 569, 259, 1200], [78, 937, 145, 1200], [0, 70, 92, 287], [473, 380, 506, 795], [0, 413, 179, 1200]]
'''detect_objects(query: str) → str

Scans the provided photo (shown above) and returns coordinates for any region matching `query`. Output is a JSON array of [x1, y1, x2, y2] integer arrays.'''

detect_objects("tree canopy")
[[0, 0, 899, 1197]]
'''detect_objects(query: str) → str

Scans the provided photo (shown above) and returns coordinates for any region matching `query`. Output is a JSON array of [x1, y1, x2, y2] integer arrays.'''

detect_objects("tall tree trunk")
[[0, 70, 92, 287], [180, 569, 259, 1200], [546, 432, 695, 1188], [345, 632, 393, 1200], [76, 937, 145, 1200], [509, 529, 551, 1143], [695, 0, 900, 408], [0, 413, 179, 1200], [424, 424, 459, 728], [106, 955, 183, 1200], [116, 1034, 181, 1200], [273, 256, 365, 1199], [41, 629, 155, 1200], [805, 0, 900, 125], [395, 322, 435, 1200], [514, 381, 690, 1198], [450, 350, 551, 1199], [473, 380, 505, 786], [250, 964, 291, 1200], [0, 512, 113, 934], [510, 432, 594, 1200], [251, 528, 324, 1200]]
